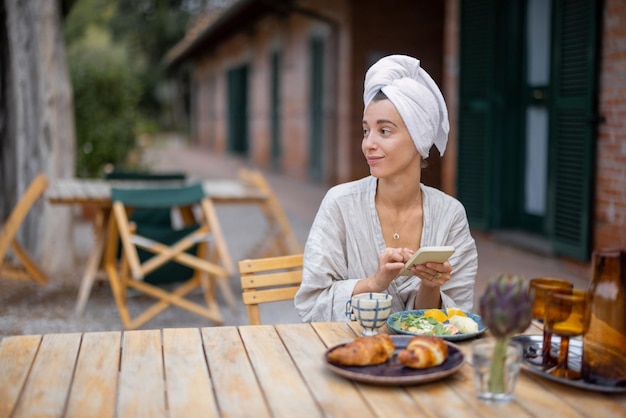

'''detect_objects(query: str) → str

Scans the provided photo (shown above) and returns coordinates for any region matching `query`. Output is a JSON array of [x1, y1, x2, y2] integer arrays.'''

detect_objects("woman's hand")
[[412, 261, 453, 287], [370, 247, 410, 289], [354, 247, 411, 294]]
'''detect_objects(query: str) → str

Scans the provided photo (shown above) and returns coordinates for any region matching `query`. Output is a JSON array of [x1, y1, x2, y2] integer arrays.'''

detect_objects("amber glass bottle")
[[581, 249, 626, 387]]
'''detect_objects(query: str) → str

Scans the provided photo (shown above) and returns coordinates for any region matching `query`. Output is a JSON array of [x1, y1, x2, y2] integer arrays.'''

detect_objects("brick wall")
[[188, 0, 444, 185], [594, 0, 626, 250], [190, 2, 350, 182]]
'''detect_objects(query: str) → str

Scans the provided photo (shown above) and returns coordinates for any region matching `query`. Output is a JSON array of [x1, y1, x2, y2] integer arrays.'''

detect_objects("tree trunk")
[[2, 0, 76, 280]]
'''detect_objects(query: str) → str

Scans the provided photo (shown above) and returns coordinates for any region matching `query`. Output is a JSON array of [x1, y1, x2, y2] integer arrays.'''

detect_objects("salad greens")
[[391, 313, 451, 336]]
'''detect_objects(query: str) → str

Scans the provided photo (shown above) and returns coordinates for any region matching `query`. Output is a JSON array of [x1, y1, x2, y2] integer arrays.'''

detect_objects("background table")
[[1, 322, 624, 417], [46, 178, 300, 314]]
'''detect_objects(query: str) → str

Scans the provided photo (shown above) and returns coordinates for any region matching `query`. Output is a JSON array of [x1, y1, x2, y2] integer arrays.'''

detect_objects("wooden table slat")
[[163, 328, 219, 417], [445, 357, 533, 417], [239, 325, 324, 417], [0, 334, 42, 417], [612, 395, 626, 409], [311, 321, 358, 345], [13, 333, 81, 418], [65, 332, 121, 418], [276, 323, 377, 418], [512, 371, 588, 417], [407, 379, 475, 418], [525, 370, 626, 415], [118, 329, 166, 418], [201, 326, 271, 418]]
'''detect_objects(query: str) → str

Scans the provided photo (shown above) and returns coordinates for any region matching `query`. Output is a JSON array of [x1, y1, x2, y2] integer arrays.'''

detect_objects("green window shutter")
[[550, 0, 599, 260], [227, 65, 249, 155], [457, 0, 497, 229]]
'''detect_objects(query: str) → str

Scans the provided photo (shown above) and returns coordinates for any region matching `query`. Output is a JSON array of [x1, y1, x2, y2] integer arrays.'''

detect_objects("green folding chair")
[[104, 183, 235, 330], [104, 169, 187, 227]]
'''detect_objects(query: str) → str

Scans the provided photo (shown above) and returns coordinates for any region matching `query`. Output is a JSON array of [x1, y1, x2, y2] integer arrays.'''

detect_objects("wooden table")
[[1, 322, 624, 417], [46, 176, 300, 315]]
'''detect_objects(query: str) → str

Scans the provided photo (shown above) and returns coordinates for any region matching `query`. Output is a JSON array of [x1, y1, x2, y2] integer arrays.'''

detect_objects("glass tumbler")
[[529, 277, 573, 367]]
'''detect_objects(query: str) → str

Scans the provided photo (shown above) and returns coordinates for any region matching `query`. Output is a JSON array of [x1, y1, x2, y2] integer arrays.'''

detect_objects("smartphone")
[[396, 246, 456, 277]]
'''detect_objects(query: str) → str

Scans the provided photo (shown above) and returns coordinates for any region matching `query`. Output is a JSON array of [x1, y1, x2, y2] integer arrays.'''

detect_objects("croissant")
[[327, 334, 395, 366], [397, 336, 448, 369]]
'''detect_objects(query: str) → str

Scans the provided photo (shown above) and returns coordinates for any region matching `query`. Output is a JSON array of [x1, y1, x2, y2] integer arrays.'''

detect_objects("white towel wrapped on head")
[[363, 55, 450, 159]]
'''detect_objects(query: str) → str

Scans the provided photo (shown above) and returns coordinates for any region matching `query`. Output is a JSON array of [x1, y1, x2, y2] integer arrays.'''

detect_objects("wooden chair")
[[238, 253, 303, 325], [238, 168, 302, 258], [104, 183, 236, 330], [0, 173, 49, 285]]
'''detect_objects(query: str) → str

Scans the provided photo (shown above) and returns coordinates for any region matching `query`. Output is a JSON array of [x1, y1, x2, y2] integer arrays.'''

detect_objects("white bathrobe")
[[294, 176, 478, 322]]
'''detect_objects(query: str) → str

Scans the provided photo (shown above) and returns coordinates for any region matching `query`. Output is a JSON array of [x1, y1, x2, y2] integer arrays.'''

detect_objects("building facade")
[[166, 0, 626, 262]]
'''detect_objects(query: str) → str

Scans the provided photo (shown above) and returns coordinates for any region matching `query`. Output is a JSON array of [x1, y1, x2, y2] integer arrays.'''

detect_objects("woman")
[[294, 55, 477, 322]]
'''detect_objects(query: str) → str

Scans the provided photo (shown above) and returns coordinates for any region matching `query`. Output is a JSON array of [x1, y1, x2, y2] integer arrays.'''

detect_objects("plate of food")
[[324, 334, 465, 385], [387, 308, 487, 341], [512, 334, 626, 393]]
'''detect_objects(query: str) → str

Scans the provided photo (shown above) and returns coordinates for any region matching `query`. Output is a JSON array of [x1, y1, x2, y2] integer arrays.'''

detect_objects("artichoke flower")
[[479, 274, 533, 393]]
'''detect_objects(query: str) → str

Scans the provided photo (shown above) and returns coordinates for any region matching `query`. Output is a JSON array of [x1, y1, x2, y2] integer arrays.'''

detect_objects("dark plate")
[[387, 309, 487, 341], [512, 334, 626, 393], [324, 335, 465, 385]]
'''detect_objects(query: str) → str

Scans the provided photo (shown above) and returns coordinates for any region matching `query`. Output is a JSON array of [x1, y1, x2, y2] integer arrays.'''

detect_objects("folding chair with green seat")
[[74, 170, 189, 315], [104, 169, 187, 227], [104, 183, 236, 330]]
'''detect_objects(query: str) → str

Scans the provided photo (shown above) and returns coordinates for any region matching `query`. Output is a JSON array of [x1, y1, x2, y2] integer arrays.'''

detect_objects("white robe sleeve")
[[294, 187, 358, 322]]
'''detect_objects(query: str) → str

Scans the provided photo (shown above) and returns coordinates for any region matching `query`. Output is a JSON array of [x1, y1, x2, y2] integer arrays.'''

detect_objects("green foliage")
[[64, 0, 115, 45], [68, 27, 142, 178], [63, 0, 219, 176], [106, 1, 198, 120]]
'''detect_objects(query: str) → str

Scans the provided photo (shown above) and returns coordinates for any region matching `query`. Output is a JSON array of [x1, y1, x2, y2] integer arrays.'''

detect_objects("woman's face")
[[362, 99, 420, 179]]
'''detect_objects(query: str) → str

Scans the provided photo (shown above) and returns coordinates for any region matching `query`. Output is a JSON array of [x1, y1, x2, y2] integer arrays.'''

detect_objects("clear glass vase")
[[471, 338, 523, 403]]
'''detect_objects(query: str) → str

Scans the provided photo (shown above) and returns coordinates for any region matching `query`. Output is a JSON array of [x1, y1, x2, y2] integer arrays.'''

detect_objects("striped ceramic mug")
[[345, 292, 393, 336]]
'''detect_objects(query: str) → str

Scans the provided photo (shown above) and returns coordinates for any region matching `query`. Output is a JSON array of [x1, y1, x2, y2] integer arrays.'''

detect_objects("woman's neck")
[[375, 178, 424, 247], [376, 179, 422, 209]]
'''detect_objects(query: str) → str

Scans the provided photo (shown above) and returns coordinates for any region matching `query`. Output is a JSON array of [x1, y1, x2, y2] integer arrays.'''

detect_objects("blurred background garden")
[[64, 0, 231, 178]]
